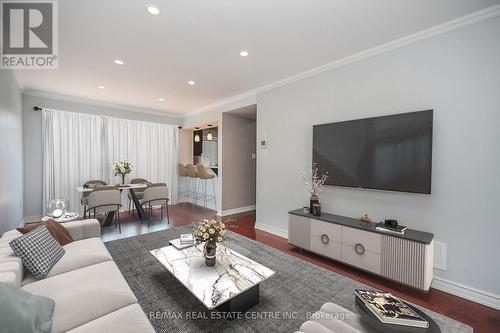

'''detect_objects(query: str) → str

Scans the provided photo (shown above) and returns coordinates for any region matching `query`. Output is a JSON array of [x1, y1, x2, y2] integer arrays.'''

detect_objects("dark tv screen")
[[313, 110, 433, 194]]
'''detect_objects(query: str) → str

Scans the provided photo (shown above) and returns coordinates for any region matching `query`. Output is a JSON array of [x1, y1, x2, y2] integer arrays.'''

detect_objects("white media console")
[[288, 209, 434, 291]]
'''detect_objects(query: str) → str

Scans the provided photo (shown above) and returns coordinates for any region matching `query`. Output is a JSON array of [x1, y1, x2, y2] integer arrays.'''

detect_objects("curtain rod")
[[33, 106, 43, 111]]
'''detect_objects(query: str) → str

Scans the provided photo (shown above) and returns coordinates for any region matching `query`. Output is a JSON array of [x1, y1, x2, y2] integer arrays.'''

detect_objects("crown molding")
[[184, 91, 257, 118], [185, 4, 500, 118], [23, 89, 182, 119]]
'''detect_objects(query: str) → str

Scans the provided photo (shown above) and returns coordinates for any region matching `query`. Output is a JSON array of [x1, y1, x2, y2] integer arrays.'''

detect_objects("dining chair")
[[196, 164, 217, 208], [128, 178, 149, 215], [141, 183, 170, 228], [86, 187, 122, 233], [81, 180, 107, 218]]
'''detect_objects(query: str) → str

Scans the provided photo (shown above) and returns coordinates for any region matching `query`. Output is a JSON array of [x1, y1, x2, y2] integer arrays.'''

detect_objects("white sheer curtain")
[[42, 109, 106, 214], [42, 108, 178, 214], [106, 117, 178, 203]]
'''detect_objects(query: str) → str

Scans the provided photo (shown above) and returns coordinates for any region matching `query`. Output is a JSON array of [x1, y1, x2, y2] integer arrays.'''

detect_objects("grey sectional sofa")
[[0, 219, 155, 333]]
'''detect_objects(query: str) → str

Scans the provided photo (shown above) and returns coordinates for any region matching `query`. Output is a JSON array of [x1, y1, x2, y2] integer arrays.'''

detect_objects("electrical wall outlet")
[[433, 241, 447, 271]]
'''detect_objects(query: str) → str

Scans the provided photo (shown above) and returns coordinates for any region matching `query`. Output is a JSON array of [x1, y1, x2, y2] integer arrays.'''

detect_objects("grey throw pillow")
[[9, 225, 65, 279], [0, 281, 55, 333]]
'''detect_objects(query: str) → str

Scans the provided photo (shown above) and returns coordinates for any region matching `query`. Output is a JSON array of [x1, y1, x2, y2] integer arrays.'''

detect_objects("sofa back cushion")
[[0, 230, 23, 287]]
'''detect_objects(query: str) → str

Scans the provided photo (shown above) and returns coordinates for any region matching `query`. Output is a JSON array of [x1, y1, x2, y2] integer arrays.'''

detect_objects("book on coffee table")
[[355, 289, 429, 328], [169, 237, 196, 250], [180, 234, 194, 245]]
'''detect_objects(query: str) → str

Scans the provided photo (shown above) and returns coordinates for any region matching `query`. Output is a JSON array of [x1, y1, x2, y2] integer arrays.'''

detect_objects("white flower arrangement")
[[192, 219, 226, 244], [303, 162, 329, 196], [112, 160, 133, 176]]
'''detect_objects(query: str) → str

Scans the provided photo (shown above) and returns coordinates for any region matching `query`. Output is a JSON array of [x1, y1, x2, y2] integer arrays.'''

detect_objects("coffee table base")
[[216, 284, 260, 316]]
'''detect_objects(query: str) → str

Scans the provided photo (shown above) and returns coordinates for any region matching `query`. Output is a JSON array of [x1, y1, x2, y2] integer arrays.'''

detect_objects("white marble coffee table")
[[150, 243, 275, 312]]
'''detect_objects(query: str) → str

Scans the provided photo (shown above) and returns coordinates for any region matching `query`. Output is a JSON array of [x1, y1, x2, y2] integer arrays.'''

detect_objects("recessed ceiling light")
[[97, 85, 105, 89], [188, 80, 195, 85], [158, 98, 165, 102], [113, 59, 124, 65], [146, 4, 160, 15], [240, 50, 249, 57]]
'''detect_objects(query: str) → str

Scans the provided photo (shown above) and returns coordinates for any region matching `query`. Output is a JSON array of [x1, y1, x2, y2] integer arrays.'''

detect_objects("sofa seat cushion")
[[22, 261, 137, 333], [67, 304, 154, 333], [22, 237, 113, 285]]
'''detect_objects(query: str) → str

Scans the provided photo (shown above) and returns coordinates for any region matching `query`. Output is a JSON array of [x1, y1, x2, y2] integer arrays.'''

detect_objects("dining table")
[[76, 183, 149, 227]]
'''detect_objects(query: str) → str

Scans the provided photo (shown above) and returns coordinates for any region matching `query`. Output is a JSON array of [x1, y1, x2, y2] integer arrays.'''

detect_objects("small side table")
[[41, 212, 80, 223], [355, 296, 441, 333]]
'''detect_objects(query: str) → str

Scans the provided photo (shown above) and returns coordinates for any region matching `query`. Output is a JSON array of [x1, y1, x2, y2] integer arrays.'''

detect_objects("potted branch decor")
[[303, 162, 329, 215], [192, 219, 227, 266], [112, 160, 133, 185]]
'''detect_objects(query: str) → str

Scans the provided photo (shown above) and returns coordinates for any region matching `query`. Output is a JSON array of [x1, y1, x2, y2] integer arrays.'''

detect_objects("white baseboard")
[[255, 221, 500, 310], [23, 215, 42, 224], [254, 221, 288, 239], [218, 205, 256, 217], [432, 276, 500, 310]]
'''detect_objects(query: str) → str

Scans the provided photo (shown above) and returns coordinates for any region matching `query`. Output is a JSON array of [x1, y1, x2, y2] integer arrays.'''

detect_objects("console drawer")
[[311, 220, 341, 243], [341, 244, 381, 274], [310, 234, 341, 260], [341, 226, 381, 254]]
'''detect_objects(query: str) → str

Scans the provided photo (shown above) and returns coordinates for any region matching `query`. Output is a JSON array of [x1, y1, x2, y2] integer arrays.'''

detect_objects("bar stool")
[[178, 164, 188, 201], [186, 164, 199, 205], [196, 164, 217, 208]]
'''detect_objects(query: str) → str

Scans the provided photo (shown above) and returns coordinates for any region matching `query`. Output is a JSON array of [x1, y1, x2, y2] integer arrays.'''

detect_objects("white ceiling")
[[14, 0, 500, 115]]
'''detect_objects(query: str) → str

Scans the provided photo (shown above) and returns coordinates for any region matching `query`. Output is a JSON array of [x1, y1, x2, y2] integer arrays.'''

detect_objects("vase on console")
[[309, 194, 319, 213], [304, 162, 328, 216]]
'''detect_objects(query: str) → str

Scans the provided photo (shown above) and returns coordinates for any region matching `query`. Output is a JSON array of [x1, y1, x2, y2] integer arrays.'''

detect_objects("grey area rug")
[[105, 226, 471, 333]]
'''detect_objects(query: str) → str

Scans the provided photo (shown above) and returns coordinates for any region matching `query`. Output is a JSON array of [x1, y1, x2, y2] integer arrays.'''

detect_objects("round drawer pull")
[[355, 243, 365, 255], [321, 234, 330, 244]]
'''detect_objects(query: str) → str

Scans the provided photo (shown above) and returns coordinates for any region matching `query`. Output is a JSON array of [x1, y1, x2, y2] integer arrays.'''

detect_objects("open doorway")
[[220, 105, 257, 215]]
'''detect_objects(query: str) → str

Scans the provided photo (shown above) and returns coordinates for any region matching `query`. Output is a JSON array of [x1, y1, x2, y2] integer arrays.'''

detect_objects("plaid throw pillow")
[[9, 225, 65, 279]]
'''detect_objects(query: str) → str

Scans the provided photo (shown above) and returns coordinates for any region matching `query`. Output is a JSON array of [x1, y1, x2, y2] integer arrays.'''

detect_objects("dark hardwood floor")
[[98, 203, 500, 333]]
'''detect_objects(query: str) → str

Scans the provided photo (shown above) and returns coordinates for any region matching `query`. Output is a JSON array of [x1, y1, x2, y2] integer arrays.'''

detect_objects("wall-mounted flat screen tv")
[[313, 110, 433, 194]]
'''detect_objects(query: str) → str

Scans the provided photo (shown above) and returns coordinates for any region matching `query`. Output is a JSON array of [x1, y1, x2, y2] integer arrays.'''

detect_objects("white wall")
[[22, 92, 181, 218], [221, 113, 256, 211], [0, 70, 23, 233], [178, 129, 194, 164], [256, 17, 500, 300]]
